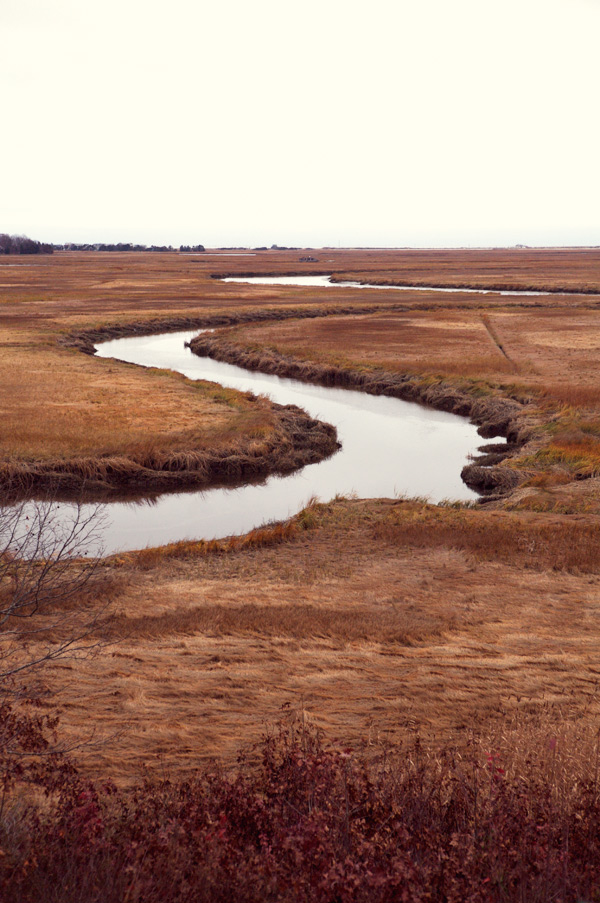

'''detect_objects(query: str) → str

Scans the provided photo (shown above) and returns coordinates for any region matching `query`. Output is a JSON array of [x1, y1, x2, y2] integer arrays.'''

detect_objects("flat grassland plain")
[[1, 248, 600, 782]]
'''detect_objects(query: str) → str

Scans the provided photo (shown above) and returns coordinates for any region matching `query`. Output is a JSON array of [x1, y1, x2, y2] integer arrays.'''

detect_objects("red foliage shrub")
[[1, 717, 600, 902]]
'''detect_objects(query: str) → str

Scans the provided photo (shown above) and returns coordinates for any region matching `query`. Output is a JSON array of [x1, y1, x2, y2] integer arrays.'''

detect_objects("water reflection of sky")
[[222, 275, 548, 296], [54, 330, 488, 553]]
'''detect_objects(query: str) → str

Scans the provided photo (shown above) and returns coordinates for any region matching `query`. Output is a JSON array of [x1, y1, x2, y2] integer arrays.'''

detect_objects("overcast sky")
[[2, 0, 599, 248]]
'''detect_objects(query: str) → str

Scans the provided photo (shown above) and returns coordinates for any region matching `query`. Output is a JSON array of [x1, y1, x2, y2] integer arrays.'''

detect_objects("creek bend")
[[16, 330, 490, 555]]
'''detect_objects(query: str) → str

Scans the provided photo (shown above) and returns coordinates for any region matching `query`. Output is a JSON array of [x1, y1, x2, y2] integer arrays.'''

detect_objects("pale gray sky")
[[2, 0, 599, 247]]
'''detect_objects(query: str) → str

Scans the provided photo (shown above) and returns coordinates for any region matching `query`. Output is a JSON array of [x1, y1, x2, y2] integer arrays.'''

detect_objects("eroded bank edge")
[[80, 306, 540, 496], [0, 322, 344, 502], [4, 303, 539, 500], [187, 327, 539, 498]]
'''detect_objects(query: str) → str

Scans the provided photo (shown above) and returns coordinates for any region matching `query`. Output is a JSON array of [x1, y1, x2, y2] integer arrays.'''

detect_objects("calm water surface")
[[9, 331, 491, 555], [222, 274, 549, 296], [88, 331, 483, 552]]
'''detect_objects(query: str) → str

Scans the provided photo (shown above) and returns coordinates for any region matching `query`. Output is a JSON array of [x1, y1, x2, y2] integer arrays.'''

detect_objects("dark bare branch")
[[0, 500, 110, 689]]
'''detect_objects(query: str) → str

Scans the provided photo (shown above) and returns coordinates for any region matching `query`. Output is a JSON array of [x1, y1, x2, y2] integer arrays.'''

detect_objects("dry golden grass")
[[32, 498, 600, 783], [0, 342, 268, 461], [3, 248, 599, 315], [1, 249, 598, 472], [223, 303, 600, 507], [231, 307, 600, 398], [327, 246, 600, 293], [2, 249, 600, 784], [229, 311, 519, 380]]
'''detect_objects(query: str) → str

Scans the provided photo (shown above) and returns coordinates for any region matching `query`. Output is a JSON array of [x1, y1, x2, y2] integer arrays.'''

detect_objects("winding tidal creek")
[[5, 327, 496, 556], [55, 328, 485, 554]]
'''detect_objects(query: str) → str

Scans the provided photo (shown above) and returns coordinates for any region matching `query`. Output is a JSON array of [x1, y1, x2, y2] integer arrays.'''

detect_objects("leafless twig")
[[0, 499, 110, 689]]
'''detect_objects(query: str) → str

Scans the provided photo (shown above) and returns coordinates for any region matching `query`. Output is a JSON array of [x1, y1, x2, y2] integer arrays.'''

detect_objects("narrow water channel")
[[222, 275, 549, 296], [8, 330, 491, 555], [92, 330, 483, 552]]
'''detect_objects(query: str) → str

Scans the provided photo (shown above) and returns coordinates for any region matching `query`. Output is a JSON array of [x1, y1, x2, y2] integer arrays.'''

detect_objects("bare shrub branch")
[[0, 500, 109, 687]]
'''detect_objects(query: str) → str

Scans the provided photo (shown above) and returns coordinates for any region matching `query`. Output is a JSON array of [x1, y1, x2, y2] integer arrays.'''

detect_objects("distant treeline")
[[0, 234, 54, 255], [1, 237, 320, 255], [0, 236, 315, 255], [58, 243, 206, 252], [0, 235, 208, 254]]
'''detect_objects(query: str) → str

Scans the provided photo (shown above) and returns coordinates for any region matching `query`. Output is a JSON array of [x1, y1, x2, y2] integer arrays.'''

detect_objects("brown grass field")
[[1, 247, 600, 782]]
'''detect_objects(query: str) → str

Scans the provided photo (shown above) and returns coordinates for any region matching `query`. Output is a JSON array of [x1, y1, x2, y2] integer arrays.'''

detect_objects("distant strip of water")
[[222, 274, 551, 296]]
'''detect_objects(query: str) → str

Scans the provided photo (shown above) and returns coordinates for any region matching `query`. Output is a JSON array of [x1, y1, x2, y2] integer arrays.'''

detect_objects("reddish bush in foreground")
[[1, 718, 600, 902]]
